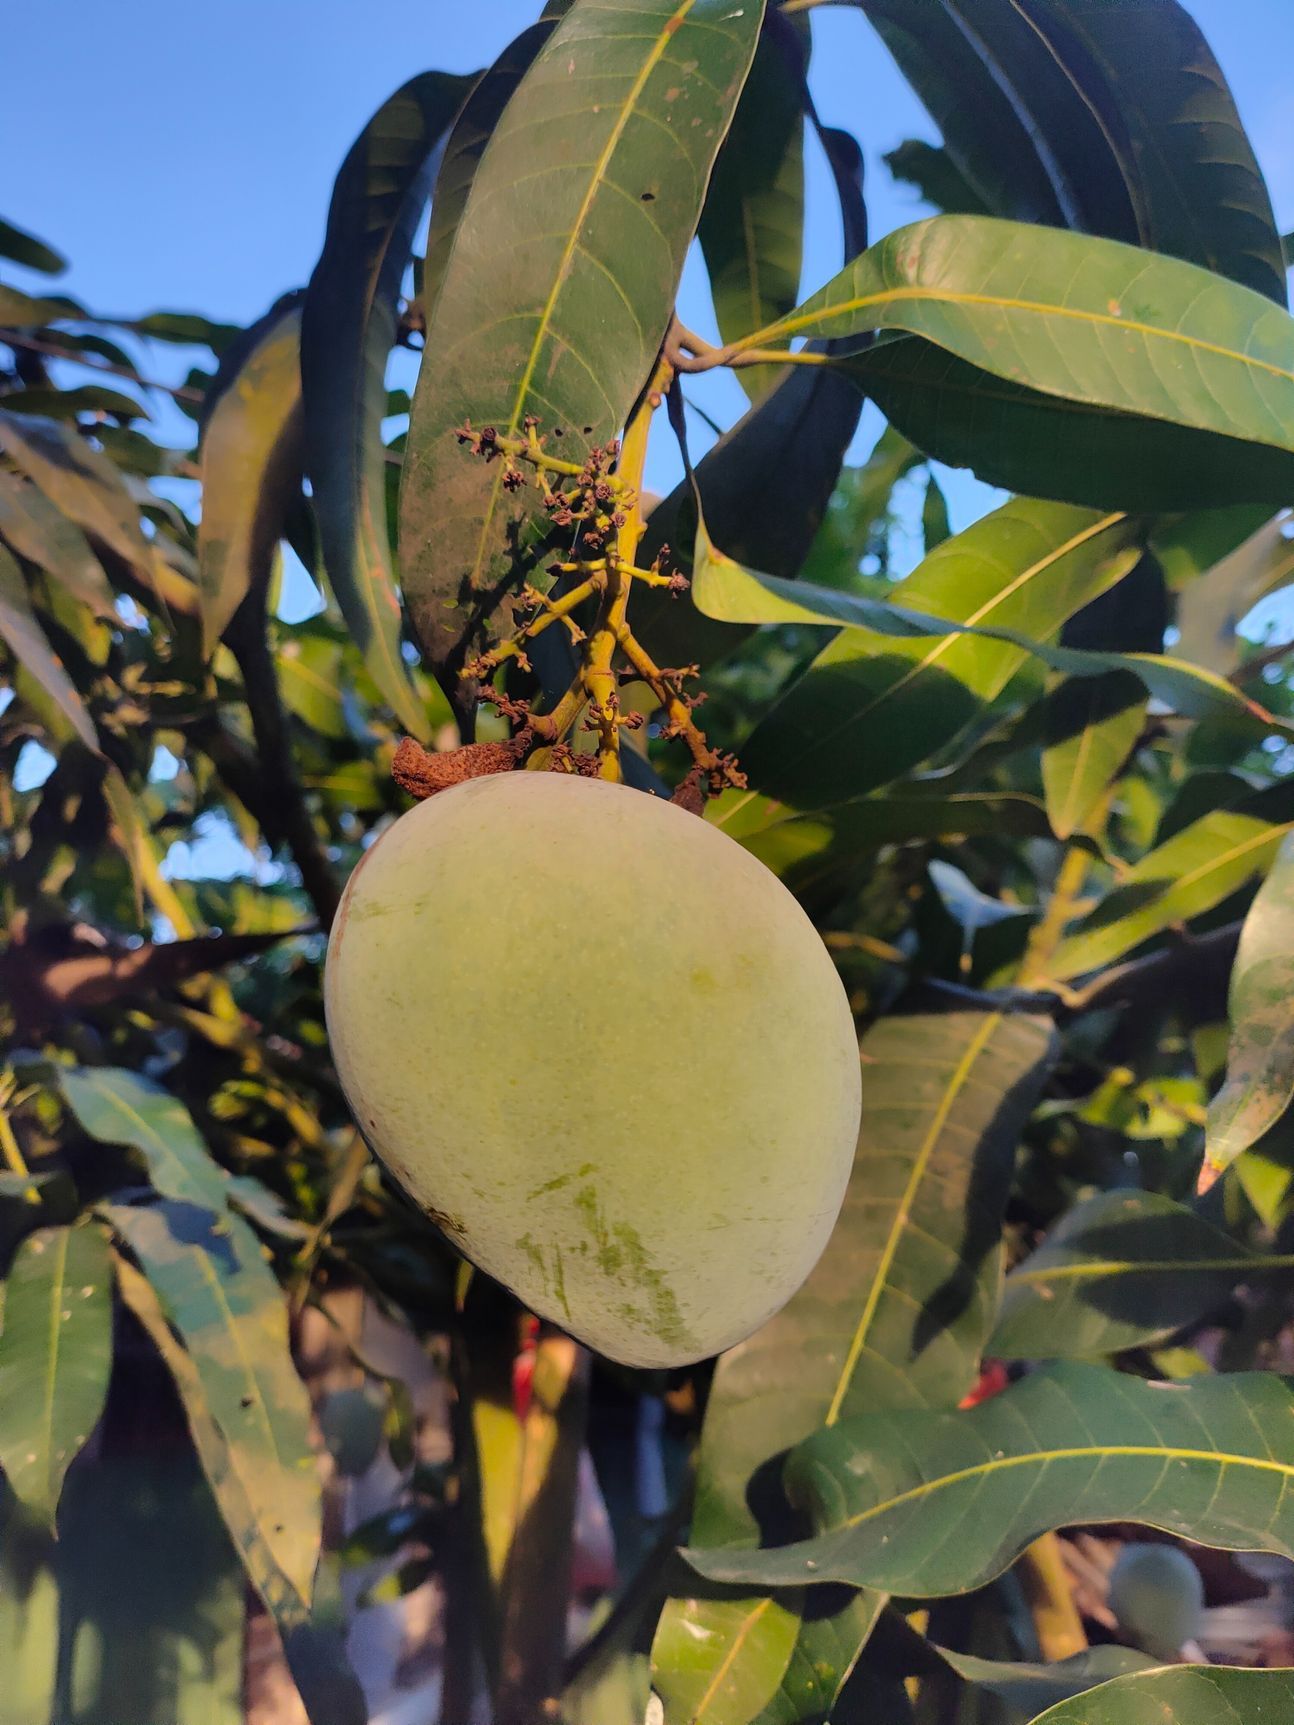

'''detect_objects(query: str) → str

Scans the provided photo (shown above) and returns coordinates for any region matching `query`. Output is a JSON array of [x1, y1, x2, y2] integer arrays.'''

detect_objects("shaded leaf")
[[1174, 515, 1294, 675], [0, 216, 67, 276], [400, 0, 763, 704], [5, 382, 150, 422], [302, 74, 475, 740], [0, 409, 155, 586], [699, 17, 807, 402], [733, 216, 1294, 470], [59, 1066, 229, 1213], [1025, 1665, 1294, 1725], [0, 544, 99, 749], [684, 1361, 1294, 1592], [937, 1646, 1157, 1716], [197, 296, 304, 652], [699, 500, 1145, 808], [0, 1486, 60, 1723], [1206, 832, 1294, 1178], [843, 334, 1294, 512], [128, 310, 241, 351], [1050, 781, 1294, 981], [0, 286, 72, 328], [653, 1012, 1054, 1724], [883, 140, 989, 217], [989, 1190, 1271, 1359], [0, 469, 117, 618], [0, 1225, 112, 1521], [105, 1201, 321, 1609]]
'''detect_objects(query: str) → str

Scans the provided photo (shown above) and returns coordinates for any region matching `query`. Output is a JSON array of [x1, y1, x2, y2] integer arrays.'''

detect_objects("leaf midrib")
[[463, 0, 699, 590]]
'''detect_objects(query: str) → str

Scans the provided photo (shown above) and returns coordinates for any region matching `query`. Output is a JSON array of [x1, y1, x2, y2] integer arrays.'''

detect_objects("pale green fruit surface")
[[325, 773, 861, 1367], [1108, 1543, 1205, 1659]]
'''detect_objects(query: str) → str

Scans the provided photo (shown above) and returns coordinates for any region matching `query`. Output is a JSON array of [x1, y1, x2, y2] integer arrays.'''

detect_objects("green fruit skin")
[[1108, 1543, 1205, 1658], [325, 773, 861, 1368]]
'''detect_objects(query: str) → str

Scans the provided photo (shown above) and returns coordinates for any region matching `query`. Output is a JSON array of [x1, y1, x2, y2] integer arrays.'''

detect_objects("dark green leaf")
[[937, 1646, 1157, 1716], [844, 334, 1294, 512], [197, 297, 304, 652], [990, 1190, 1272, 1359], [105, 1201, 321, 1608], [302, 74, 475, 740], [59, 1066, 229, 1213], [699, 18, 807, 402], [684, 1361, 1294, 1592], [653, 1012, 1054, 1723], [400, 0, 764, 703], [733, 217, 1294, 472], [0, 470, 117, 619], [1024, 1665, 1294, 1725], [1205, 832, 1294, 1178], [4, 383, 149, 422], [0, 544, 100, 749], [0, 286, 72, 328], [127, 310, 241, 351], [1174, 515, 1294, 675], [0, 1225, 112, 1521], [0, 216, 67, 276], [883, 140, 989, 217]]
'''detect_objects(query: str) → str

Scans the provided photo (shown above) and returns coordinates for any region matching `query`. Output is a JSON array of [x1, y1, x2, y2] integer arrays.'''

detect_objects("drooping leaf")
[[0, 544, 100, 749], [727, 217, 1294, 473], [936, 1646, 1157, 1717], [1050, 781, 1294, 981], [104, 1201, 321, 1609], [883, 140, 989, 217], [58, 1066, 229, 1213], [302, 74, 475, 740], [698, 500, 1146, 808], [0, 470, 117, 618], [0, 216, 67, 276], [0, 409, 156, 585], [989, 1189, 1273, 1359], [699, 16, 807, 403], [1024, 1665, 1294, 1725], [400, 0, 764, 705], [653, 1012, 1054, 1724], [1205, 833, 1294, 1179], [843, 334, 1294, 512], [0, 1225, 112, 1522], [1009, 0, 1285, 303], [684, 1361, 1294, 1592], [197, 295, 304, 652]]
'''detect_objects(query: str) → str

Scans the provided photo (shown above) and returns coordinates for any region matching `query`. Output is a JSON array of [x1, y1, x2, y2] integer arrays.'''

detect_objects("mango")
[[325, 773, 860, 1367], [1108, 1543, 1205, 1659]]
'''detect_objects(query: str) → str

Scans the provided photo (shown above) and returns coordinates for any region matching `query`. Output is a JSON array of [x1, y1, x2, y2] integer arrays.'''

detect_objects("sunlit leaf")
[[0, 544, 100, 749], [59, 1066, 229, 1213], [400, 0, 763, 705], [0, 471, 119, 619], [0, 1225, 112, 1522], [684, 1361, 1294, 1592]]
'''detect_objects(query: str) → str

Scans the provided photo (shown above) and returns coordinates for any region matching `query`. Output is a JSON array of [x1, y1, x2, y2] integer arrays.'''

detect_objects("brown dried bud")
[[392, 732, 531, 802]]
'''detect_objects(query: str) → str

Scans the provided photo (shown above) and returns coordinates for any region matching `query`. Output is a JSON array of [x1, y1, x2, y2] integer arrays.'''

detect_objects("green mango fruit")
[[1108, 1542, 1205, 1660], [325, 773, 860, 1366]]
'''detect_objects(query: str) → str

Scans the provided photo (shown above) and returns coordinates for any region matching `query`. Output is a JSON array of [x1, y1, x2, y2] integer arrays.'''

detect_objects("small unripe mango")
[[325, 773, 860, 1367]]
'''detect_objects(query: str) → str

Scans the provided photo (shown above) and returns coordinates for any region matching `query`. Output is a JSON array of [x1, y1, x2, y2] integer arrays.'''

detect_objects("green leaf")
[[105, 1201, 321, 1609], [989, 1189, 1276, 1359], [56, 1441, 245, 1725], [0, 1225, 112, 1522], [884, 140, 989, 218], [0, 544, 100, 749], [699, 17, 807, 402], [857, 2, 1066, 224], [5, 382, 150, 422], [277, 631, 348, 738], [302, 75, 475, 741], [1010, 0, 1285, 303], [652, 1011, 1054, 1724], [0, 409, 156, 586], [1024, 1665, 1294, 1725], [400, 0, 764, 701], [710, 789, 1062, 907], [198, 296, 304, 652], [0, 1487, 60, 1723], [127, 310, 241, 351], [843, 334, 1294, 512], [732, 216, 1294, 470], [683, 1361, 1294, 1592], [699, 499, 1146, 808], [937, 1646, 1157, 1717], [0, 216, 67, 276], [58, 1066, 229, 1213], [1206, 832, 1294, 1178], [0, 469, 117, 619], [0, 285, 76, 328], [1050, 781, 1294, 981]]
